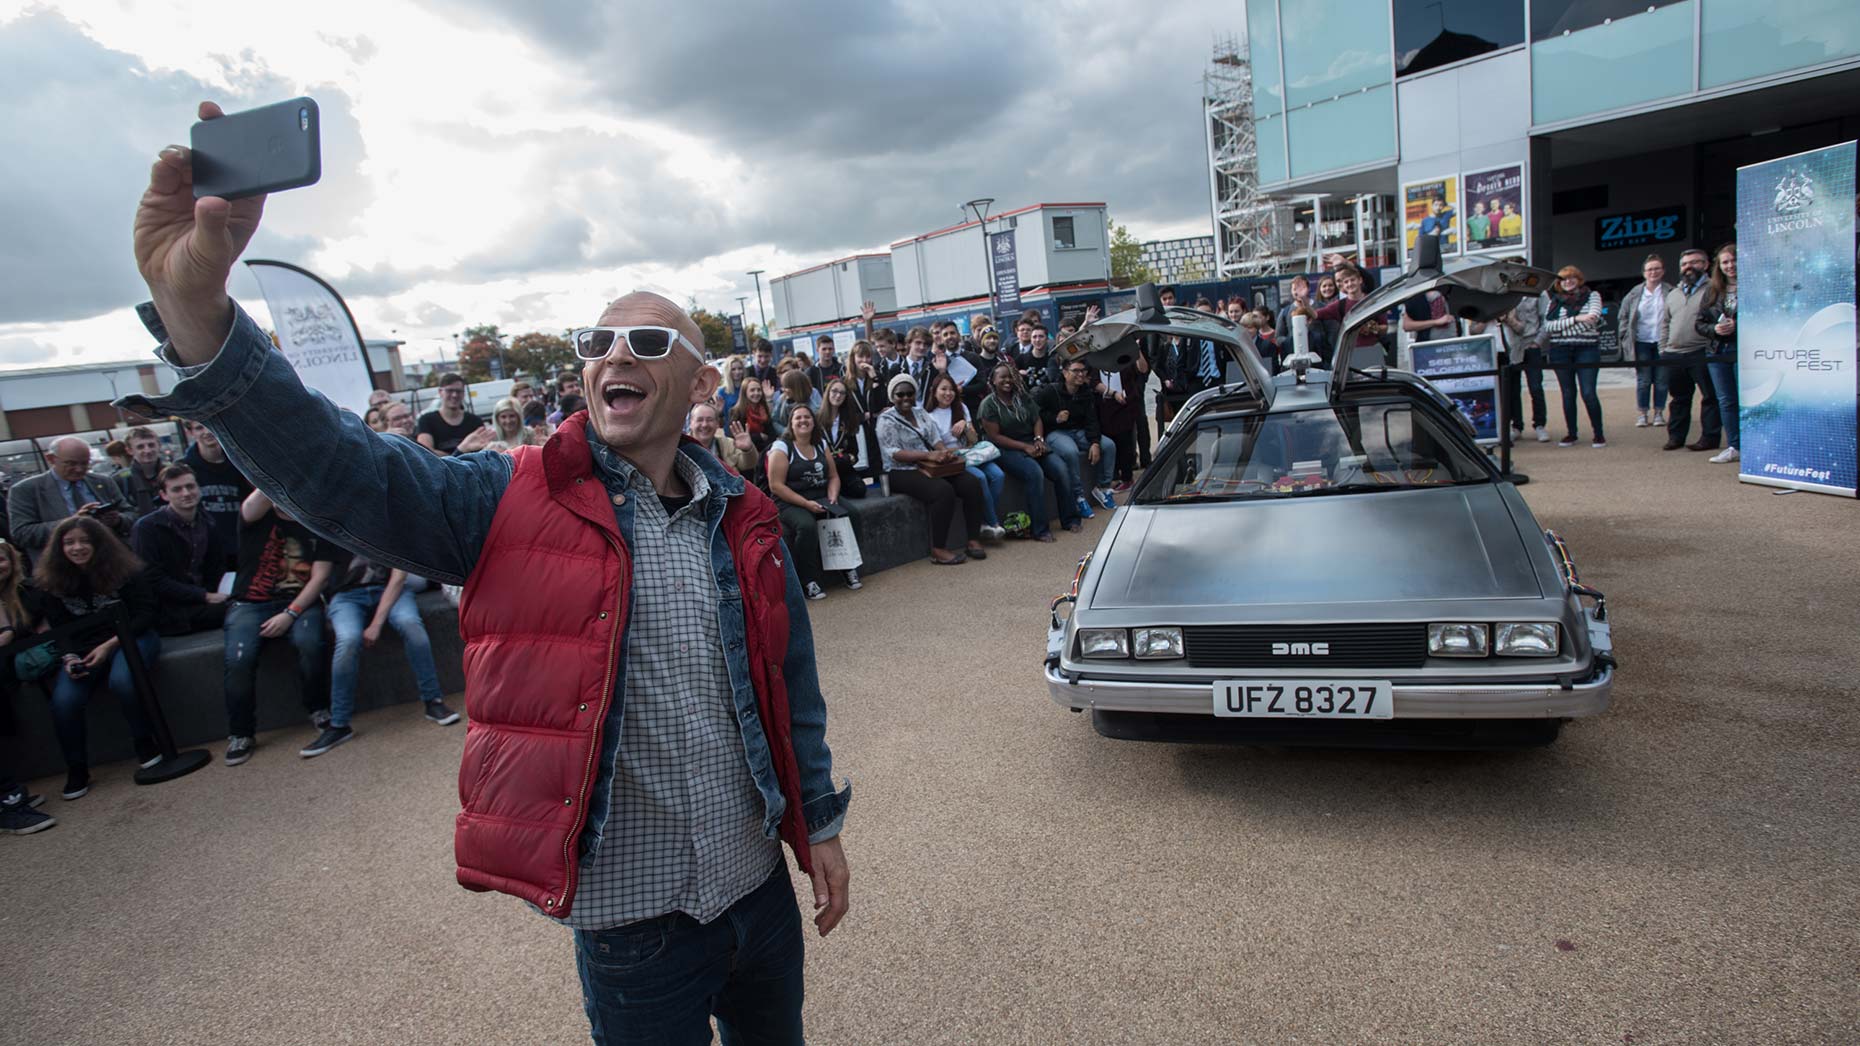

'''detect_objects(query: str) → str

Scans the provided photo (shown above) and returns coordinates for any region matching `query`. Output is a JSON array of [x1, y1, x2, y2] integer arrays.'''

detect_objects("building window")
[[1052, 216, 1076, 249], [1530, 0, 1686, 40], [1394, 0, 1524, 77]]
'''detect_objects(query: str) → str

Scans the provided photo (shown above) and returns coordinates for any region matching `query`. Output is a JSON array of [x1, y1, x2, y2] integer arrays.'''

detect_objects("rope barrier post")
[[115, 605, 211, 785], [1495, 349, 1528, 486]]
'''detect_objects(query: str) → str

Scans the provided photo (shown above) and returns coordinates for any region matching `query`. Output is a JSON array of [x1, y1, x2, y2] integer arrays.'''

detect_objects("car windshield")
[[1136, 399, 1491, 503]]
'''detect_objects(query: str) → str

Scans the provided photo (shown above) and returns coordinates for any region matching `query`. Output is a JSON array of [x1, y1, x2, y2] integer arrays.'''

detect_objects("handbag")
[[903, 413, 966, 478], [962, 440, 1000, 466], [12, 641, 58, 682], [816, 516, 863, 572]]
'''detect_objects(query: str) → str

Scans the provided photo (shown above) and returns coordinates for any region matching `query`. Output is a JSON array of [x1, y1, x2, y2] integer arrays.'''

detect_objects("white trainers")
[[1651, 411, 1665, 425], [1534, 426, 1550, 443], [1709, 447, 1740, 463], [1633, 413, 1649, 428]]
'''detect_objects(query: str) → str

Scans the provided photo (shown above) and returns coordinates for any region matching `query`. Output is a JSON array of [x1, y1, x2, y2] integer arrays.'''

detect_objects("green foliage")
[[456, 323, 504, 383], [1108, 220, 1155, 287], [688, 309, 735, 359], [507, 331, 577, 381]]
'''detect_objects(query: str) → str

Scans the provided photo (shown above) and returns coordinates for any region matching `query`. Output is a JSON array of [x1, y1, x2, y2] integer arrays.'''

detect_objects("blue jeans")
[[964, 461, 1005, 527], [996, 447, 1074, 533], [328, 585, 445, 728], [223, 599, 329, 739], [1633, 340, 1668, 413], [49, 631, 161, 770], [1545, 344, 1604, 439], [573, 865, 804, 1045], [1707, 354, 1740, 449], [1046, 430, 1114, 503]]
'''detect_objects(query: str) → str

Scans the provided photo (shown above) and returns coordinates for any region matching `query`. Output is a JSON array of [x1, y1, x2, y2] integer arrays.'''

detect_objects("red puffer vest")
[[453, 413, 812, 918]]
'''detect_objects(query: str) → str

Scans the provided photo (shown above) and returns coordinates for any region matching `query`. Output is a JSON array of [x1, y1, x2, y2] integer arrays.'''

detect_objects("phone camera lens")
[[299, 107, 309, 130]]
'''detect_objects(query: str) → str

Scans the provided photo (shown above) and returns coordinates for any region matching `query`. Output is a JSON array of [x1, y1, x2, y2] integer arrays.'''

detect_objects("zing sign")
[[1595, 206, 1686, 252]]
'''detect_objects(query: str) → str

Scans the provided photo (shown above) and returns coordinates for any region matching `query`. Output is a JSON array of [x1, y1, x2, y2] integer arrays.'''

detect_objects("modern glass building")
[[1244, 0, 1860, 283]]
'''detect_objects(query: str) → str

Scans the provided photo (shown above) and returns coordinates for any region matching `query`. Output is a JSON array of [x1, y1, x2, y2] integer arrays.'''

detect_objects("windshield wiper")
[[1147, 492, 1243, 505]]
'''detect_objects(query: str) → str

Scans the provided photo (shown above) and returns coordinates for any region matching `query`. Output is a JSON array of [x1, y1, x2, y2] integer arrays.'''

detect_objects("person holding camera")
[[7, 438, 133, 566]]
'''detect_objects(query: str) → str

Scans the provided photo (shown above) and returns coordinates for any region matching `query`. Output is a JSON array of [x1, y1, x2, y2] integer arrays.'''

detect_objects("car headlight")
[[1132, 627, 1184, 659], [1077, 628, 1129, 659], [1495, 623, 1559, 657], [1428, 623, 1489, 657]]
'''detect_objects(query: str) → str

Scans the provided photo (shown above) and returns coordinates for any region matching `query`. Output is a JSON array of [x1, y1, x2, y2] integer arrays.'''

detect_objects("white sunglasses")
[[571, 325, 705, 362]]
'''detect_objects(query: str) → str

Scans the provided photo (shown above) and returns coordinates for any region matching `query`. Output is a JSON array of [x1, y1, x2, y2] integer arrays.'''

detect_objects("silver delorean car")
[[1044, 245, 1615, 748]]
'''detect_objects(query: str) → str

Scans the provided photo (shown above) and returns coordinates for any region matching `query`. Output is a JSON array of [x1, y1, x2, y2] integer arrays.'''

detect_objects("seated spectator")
[[875, 373, 988, 565], [766, 404, 860, 600], [555, 393, 587, 424], [384, 402, 417, 439], [746, 338, 778, 389], [301, 553, 457, 758], [489, 397, 544, 448], [817, 377, 868, 499], [521, 400, 551, 443], [117, 426, 168, 520], [687, 402, 759, 478], [367, 389, 393, 416], [130, 464, 230, 636], [363, 406, 388, 433], [0, 539, 55, 833], [924, 372, 1004, 541], [1096, 362, 1143, 492], [716, 355, 749, 416], [416, 372, 486, 455], [772, 368, 820, 433], [180, 420, 253, 570], [8, 437, 134, 566], [727, 377, 776, 487], [978, 363, 1072, 538], [1039, 359, 1118, 518], [34, 516, 163, 800], [220, 489, 340, 767]]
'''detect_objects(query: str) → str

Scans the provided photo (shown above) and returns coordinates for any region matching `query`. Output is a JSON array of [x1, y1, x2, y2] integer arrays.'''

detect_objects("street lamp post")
[[735, 295, 750, 351], [746, 270, 770, 342], [964, 198, 997, 328]]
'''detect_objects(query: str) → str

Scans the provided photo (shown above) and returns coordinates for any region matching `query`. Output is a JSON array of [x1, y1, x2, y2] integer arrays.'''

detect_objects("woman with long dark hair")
[[978, 363, 1072, 540], [34, 516, 163, 800], [924, 371, 1005, 541], [817, 377, 868, 500], [727, 375, 776, 488], [1696, 242, 1740, 464], [1541, 264, 1606, 448]]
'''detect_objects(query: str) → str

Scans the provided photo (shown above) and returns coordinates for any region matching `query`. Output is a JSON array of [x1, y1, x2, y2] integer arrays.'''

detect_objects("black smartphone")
[[191, 97, 321, 200]]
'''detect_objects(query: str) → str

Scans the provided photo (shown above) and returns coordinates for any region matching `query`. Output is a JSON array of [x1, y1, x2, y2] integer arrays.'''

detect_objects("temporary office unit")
[[890, 203, 1110, 310], [770, 253, 896, 331]]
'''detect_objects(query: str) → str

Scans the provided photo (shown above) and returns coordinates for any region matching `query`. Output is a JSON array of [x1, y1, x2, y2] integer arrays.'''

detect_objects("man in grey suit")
[[7, 437, 133, 563]]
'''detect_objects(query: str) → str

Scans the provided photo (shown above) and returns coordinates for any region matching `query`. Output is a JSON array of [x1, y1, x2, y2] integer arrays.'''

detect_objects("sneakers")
[[1093, 487, 1116, 510], [1075, 498, 1095, 520], [134, 737, 163, 770], [1633, 413, 1649, 428], [1652, 411, 1665, 425], [61, 767, 91, 800], [309, 708, 333, 731], [300, 725, 354, 758], [0, 803, 55, 835], [1710, 447, 1740, 463], [225, 736, 256, 766], [1557, 435, 1578, 447], [1534, 426, 1550, 443], [1592, 438, 1607, 448], [979, 524, 1005, 543], [424, 700, 461, 726], [845, 569, 863, 590], [1111, 480, 1132, 494], [804, 581, 827, 601]]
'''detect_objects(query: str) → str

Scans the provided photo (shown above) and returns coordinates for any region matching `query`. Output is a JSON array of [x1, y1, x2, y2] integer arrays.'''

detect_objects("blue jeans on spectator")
[[996, 447, 1073, 534], [223, 599, 329, 739], [1707, 354, 1740, 449], [328, 585, 445, 729], [963, 461, 1005, 527], [573, 864, 804, 1046], [1546, 344, 1604, 440], [1046, 430, 1114, 502], [1634, 340, 1668, 414], [49, 631, 161, 770]]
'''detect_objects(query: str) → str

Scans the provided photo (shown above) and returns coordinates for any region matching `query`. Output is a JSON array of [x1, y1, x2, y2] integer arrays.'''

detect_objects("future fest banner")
[[245, 259, 378, 415], [1734, 142, 1858, 496]]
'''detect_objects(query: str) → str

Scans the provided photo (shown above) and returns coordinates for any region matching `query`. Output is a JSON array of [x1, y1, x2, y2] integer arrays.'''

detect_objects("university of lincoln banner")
[[245, 259, 378, 416], [1735, 142, 1858, 496]]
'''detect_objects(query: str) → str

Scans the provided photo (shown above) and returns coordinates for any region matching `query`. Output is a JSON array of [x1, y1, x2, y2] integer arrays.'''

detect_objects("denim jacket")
[[120, 303, 848, 847]]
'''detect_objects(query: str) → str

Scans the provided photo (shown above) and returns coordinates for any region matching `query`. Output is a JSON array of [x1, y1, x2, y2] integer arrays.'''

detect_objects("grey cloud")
[[0, 336, 59, 365]]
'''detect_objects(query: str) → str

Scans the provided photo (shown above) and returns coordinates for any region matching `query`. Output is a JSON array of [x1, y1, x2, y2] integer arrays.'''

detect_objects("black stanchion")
[[1495, 350, 1529, 486], [112, 606, 211, 785]]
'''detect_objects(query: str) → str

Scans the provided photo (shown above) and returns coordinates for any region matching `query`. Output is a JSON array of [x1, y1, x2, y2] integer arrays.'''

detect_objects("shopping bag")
[[817, 516, 863, 572]]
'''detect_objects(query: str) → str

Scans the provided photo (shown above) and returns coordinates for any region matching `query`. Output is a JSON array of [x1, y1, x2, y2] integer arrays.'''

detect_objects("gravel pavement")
[[5, 386, 1856, 1045]]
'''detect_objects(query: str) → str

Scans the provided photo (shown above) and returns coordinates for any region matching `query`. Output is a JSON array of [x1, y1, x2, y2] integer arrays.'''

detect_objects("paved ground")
[[5, 385, 1857, 1045]]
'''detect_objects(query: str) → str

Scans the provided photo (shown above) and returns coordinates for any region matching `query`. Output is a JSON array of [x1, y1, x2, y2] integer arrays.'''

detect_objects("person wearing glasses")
[[874, 373, 989, 565], [7, 437, 133, 565], [123, 107, 850, 1044]]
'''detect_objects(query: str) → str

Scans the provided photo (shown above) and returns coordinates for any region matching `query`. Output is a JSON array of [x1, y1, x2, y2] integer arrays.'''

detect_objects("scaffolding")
[[1203, 34, 1276, 277]]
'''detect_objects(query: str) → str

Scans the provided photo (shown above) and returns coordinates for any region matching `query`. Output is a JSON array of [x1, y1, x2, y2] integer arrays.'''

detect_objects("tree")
[[456, 323, 504, 383], [688, 309, 735, 359], [508, 331, 577, 382], [1108, 220, 1156, 288]]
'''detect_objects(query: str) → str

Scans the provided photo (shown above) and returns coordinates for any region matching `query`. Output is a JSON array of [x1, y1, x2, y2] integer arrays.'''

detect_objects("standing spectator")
[[546, 372, 584, 425], [34, 516, 163, 800], [1016, 325, 1060, 391], [509, 381, 537, 414], [959, 326, 1003, 412], [1471, 256, 1549, 442], [301, 553, 457, 758], [1008, 318, 1036, 362], [131, 463, 230, 635], [727, 374, 776, 487], [180, 420, 252, 567], [1040, 359, 1117, 517], [772, 368, 821, 431], [117, 427, 168, 520], [1659, 248, 1721, 452], [521, 401, 551, 443], [1285, 302, 1334, 368], [103, 440, 133, 476], [766, 404, 859, 600], [1273, 275, 1310, 337], [897, 327, 936, 391], [817, 378, 868, 499], [747, 338, 778, 389], [871, 327, 903, 377], [1096, 361, 1144, 492], [1313, 272, 1340, 309], [1401, 290, 1457, 343], [924, 372, 1005, 541], [1617, 253, 1673, 429], [368, 389, 393, 416], [1541, 265, 1607, 448], [7, 438, 133, 565], [875, 374, 989, 565], [846, 341, 886, 418], [416, 373, 487, 455], [220, 488, 339, 766], [1310, 264, 1392, 370], [807, 336, 844, 390], [978, 363, 1072, 538], [1697, 242, 1740, 464]]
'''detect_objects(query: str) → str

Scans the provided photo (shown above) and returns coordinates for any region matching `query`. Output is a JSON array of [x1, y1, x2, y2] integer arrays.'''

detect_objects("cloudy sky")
[[0, 1, 1235, 370]]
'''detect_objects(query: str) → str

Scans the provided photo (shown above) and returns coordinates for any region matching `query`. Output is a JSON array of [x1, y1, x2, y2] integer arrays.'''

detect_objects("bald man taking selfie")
[[122, 102, 850, 1046]]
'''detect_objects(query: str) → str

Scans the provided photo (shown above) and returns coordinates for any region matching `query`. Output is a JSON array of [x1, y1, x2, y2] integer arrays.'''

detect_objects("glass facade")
[[1530, 0, 1688, 40], [1256, 112, 1289, 184], [1394, 0, 1524, 77], [1245, 0, 1282, 114], [1531, 1, 1695, 125], [1288, 85, 1397, 179], [1280, 0, 1394, 108], [1700, 0, 1860, 88]]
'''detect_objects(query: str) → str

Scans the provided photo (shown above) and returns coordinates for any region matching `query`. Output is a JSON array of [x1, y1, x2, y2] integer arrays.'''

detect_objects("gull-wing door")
[[1052, 283, 1274, 404]]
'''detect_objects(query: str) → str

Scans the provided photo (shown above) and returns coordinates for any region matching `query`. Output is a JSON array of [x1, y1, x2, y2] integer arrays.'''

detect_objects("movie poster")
[[1411, 334, 1500, 444], [1401, 174, 1460, 258], [1463, 165, 1525, 255], [1734, 141, 1857, 496]]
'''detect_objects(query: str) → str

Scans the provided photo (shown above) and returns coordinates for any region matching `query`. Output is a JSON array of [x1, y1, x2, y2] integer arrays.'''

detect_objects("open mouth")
[[602, 381, 648, 412]]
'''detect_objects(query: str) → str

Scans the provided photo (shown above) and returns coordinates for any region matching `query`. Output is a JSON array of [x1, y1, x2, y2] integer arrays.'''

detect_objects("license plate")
[[1213, 680, 1394, 719]]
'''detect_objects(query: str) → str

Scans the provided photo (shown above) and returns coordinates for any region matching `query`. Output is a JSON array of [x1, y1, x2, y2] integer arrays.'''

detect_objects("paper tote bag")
[[817, 516, 863, 572]]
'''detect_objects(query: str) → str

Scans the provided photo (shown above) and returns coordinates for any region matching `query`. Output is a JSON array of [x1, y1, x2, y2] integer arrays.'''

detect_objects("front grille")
[[1183, 623, 1428, 669]]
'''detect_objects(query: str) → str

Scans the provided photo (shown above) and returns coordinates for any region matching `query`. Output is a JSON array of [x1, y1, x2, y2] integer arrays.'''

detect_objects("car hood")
[[1091, 485, 1542, 610]]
